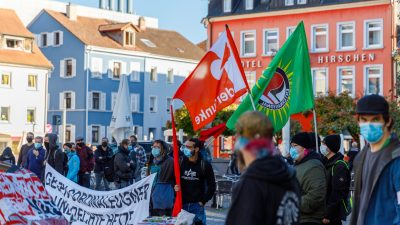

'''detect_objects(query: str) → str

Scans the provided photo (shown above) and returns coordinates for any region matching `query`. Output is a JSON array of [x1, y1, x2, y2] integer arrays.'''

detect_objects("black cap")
[[75, 136, 84, 142], [323, 135, 341, 153], [291, 132, 313, 149], [356, 94, 389, 115]]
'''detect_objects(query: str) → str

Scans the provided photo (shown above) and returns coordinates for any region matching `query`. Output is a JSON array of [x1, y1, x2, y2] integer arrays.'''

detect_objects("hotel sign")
[[317, 53, 375, 64], [241, 60, 263, 68]]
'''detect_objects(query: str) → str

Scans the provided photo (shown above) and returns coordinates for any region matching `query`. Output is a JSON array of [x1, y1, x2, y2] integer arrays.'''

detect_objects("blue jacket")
[[26, 146, 45, 178], [351, 136, 400, 225], [66, 151, 80, 183]]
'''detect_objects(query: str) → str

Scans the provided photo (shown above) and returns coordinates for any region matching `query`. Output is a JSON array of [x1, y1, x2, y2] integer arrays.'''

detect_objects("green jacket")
[[295, 151, 327, 223]]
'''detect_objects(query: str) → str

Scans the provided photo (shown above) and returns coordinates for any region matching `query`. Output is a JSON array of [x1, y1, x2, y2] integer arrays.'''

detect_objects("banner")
[[45, 165, 155, 225], [0, 169, 66, 225]]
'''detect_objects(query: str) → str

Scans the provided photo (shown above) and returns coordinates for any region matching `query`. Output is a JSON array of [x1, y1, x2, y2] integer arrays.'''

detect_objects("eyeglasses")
[[184, 145, 194, 149]]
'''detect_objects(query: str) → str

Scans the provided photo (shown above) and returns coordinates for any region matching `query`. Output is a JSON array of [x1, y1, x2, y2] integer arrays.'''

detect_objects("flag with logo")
[[173, 26, 250, 131], [227, 21, 314, 132]]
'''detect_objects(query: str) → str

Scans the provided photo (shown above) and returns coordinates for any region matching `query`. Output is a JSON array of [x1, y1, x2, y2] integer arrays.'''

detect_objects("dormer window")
[[223, 0, 232, 13], [5, 38, 23, 50], [124, 31, 134, 46]]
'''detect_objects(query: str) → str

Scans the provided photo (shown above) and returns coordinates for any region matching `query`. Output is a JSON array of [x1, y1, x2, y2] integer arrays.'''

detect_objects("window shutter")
[[107, 126, 112, 142], [138, 126, 143, 140], [130, 62, 140, 81], [108, 61, 113, 78], [58, 125, 63, 141], [131, 94, 139, 112], [59, 31, 64, 45], [71, 92, 76, 109], [101, 93, 106, 110], [71, 58, 76, 77], [100, 126, 105, 140], [88, 92, 93, 110], [121, 62, 127, 76], [71, 124, 76, 142], [98, 58, 103, 77], [59, 92, 64, 110], [88, 125, 92, 144], [60, 60, 65, 78], [35, 34, 41, 47], [47, 32, 54, 47]]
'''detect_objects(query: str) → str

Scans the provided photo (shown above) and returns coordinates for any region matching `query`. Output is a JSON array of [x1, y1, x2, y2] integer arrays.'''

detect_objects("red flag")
[[171, 105, 182, 216], [173, 26, 249, 131], [199, 123, 227, 141]]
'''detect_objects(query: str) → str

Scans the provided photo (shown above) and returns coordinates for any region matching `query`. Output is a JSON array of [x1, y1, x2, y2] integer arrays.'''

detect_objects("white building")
[[0, 9, 52, 152]]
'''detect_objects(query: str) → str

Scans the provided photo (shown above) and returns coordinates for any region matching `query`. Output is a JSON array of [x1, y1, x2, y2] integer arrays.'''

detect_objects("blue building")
[[28, 4, 203, 144]]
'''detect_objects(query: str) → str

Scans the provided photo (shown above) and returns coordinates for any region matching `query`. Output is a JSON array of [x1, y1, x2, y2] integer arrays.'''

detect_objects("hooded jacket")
[[45, 133, 66, 175], [66, 151, 80, 183], [0, 147, 15, 165], [225, 155, 301, 225], [114, 146, 135, 181], [295, 150, 327, 224], [94, 145, 113, 173]]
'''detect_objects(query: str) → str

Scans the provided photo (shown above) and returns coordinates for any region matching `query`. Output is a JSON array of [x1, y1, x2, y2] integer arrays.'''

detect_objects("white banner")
[[45, 165, 155, 225]]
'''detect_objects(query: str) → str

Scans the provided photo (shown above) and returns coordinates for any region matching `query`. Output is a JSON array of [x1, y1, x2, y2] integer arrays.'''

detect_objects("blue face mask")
[[152, 147, 161, 157], [128, 146, 133, 151], [182, 147, 193, 158], [234, 136, 249, 151], [64, 148, 71, 154], [320, 144, 329, 156], [360, 122, 384, 144], [289, 147, 300, 160], [34, 143, 42, 149]]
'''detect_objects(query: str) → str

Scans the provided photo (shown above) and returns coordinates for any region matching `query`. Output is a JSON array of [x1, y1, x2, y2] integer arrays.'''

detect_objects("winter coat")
[[114, 146, 135, 182], [26, 146, 46, 178], [350, 136, 400, 225], [147, 155, 175, 184], [0, 147, 15, 165], [94, 146, 113, 173], [226, 155, 301, 225], [324, 153, 351, 221], [76, 144, 94, 173], [46, 133, 66, 175], [66, 151, 80, 183], [17, 143, 34, 168], [295, 150, 327, 224]]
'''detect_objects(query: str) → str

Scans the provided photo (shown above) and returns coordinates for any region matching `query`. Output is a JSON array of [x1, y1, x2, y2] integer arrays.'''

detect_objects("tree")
[[389, 98, 400, 136]]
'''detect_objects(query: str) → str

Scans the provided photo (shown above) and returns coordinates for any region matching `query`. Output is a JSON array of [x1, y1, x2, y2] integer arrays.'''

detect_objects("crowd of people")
[[1, 94, 400, 225]]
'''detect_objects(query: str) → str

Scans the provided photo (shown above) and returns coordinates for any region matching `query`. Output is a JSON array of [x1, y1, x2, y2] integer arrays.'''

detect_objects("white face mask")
[[320, 144, 329, 156]]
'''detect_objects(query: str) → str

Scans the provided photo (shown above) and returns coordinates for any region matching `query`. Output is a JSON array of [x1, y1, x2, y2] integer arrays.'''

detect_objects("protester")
[[45, 133, 67, 175], [114, 139, 135, 189], [290, 132, 327, 225], [94, 137, 113, 190], [17, 132, 35, 168], [76, 136, 94, 188], [0, 147, 15, 165], [320, 135, 351, 225], [26, 136, 46, 180], [130, 135, 147, 182], [227, 151, 239, 175], [147, 139, 175, 217], [351, 95, 400, 225], [346, 142, 359, 171], [128, 145, 138, 184], [64, 143, 80, 183], [174, 138, 216, 225], [225, 111, 301, 225]]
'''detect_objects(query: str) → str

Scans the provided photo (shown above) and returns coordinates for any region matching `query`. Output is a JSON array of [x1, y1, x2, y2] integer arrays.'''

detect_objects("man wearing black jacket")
[[175, 138, 216, 225], [320, 135, 350, 225], [114, 139, 135, 189], [94, 137, 113, 191]]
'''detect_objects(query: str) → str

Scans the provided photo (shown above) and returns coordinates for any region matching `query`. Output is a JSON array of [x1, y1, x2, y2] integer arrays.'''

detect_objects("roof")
[[197, 40, 207, 51], [207, 0, 379, 18], [45, 10, 205, 61], [0, 9, 52, 69], [98, 23, 140, 32]]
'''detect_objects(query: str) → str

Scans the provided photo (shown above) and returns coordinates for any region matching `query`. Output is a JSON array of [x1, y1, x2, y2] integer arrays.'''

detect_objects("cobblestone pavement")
[[205, 205, 228, 225]]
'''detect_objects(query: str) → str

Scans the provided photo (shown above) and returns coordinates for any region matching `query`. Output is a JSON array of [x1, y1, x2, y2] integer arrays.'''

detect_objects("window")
[[241, 31, 256, 56], [263, 29, 279, 55], [1, 73, 11, 88], [338, 67, 355, 97], [90, 92, 105, 110], [130, 62, 140, 82], [60, 92, 75, 110], [113, 62, 121, 79], [60, 58, 76, 78], [167, 68, 174, 83], [166, 98, 172, 113], [28, 75, 37, 90], [311, 24, 328, 52], [364, 19, 383, 49], [41, 33, 47, 47], [0, 107, 10, 122], [312, 68, 328, 96], [91, 126, 100, 144], [53, 31, 63, 46], [140, 38, 156, 48], [245, 71, 256, 88], [91, 58, 103, 78], [338, 22, 355, 50], [125, 31, 134, 46], [223, 0, 232, 12], [111, 92, 117, 110], [131, 94, 140, 112], [245, 0, 253, 10], [65, 92, 72, 109], [150, 67, 158, 82], [27, 108, 35, 124], [92, 92, 100, 110], [365, 65, 383, 95], [5, 38, 23, 50], [285, 0, 294, 6], [297, 0, 306, 4], [66, 60, 73, 77], [286, 26, 296, 40], [150, 96, 157, 112]]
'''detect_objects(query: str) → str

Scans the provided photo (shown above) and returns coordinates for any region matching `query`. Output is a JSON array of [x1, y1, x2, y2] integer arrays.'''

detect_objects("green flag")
[[227, 21, 314, 132]]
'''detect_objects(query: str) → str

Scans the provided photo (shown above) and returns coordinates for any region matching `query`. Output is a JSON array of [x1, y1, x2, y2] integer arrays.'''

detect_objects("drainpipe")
[[85, 47, 90, 141], [44, 69, 50, 134]]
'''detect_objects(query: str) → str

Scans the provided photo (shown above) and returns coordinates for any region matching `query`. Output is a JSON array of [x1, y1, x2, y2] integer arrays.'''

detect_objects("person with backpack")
[[64, 143, 80, 183], [76, 136, 95, 188], [114, 139, 135, 189], [147, 139, 175, 217], [320, 135, 351, 225], [45, 133, 67, 175], [94, 137, 113, 191], [174, 138, 216, 225]]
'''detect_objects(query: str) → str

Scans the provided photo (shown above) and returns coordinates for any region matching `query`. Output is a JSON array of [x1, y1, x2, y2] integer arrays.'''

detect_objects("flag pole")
[[247, 89, 257, 111], [171, 102, 182, 216], [313, 109, 319, 153]]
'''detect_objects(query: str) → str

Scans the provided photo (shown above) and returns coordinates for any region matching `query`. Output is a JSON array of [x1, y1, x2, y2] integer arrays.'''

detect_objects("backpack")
[[331, 160, 352, 219], [104, 153, 115, 182]]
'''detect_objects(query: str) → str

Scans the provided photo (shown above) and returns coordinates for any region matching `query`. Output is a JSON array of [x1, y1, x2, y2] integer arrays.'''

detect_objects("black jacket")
[[114, 146, 134, 181], [324, 153, 351, 221], [226, 155, 301, 225], [46, 133, 66, 175], [94, 145, 113, 173], [1, 147, 15, 165]]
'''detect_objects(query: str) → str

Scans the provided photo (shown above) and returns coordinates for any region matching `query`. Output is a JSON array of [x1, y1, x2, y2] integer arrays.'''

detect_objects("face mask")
[[289, 147, 300, 161], [27, 137, 33, 143], [360, 122, 384, 144], [234, 136, 249, 152], [128, 146, 133, 151], [64, 148, 71, 154], [152, 147, 161, 157], [44, 142, 50, 150], [77, 143, 84, 147], [182, 147, 193, 158], [34, 143, 42, 149], [131, 141, 137, 146], [320, 144, 329, 156], [102, 142, 108, 147]]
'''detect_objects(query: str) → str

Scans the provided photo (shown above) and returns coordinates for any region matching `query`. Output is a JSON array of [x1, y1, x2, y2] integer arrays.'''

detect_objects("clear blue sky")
[[56, 0, 208, 44]]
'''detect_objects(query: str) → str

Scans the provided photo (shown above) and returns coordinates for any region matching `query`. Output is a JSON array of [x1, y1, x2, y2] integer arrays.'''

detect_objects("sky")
[[56, 0, 208, 44]]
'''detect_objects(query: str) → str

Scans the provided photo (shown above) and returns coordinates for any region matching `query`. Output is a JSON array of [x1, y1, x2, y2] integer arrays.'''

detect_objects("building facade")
[[0, 9, 52, 151], [28, 5, 203, 145]]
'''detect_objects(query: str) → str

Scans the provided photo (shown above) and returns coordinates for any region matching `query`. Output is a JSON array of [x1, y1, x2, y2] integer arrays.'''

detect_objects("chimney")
[[99, 0, 106, 9], [139, 16, 146, 31], [66, 3, 77, 20], [118, 0, 124, 12]]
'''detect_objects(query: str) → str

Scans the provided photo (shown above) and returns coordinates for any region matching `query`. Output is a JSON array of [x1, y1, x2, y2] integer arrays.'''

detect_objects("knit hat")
[[323, 135, 341, 153], [356, 94, 389, 115], [291, 132, 314, 149]]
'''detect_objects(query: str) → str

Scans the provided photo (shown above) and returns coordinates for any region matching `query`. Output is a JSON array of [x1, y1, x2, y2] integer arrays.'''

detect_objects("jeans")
[[115, 180, 130, 189], [78, 172, 91, 188], [95, 172, 110, 191], [183, 203, 206, 225]]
